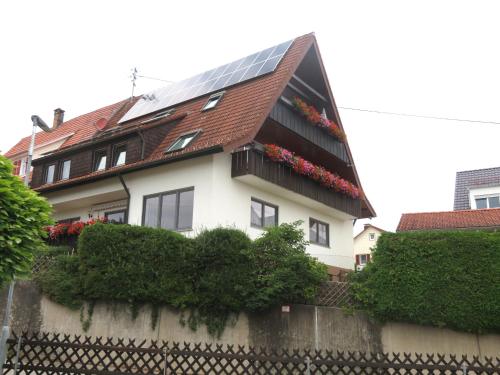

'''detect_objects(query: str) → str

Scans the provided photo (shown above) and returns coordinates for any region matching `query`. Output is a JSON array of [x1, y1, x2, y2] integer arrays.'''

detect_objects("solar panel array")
[[119, 39, 294, 123]]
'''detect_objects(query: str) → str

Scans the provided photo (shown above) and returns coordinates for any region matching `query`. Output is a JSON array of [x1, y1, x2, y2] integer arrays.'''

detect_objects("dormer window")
[[113, 145, 127, 167], [202, 92, 224, 111], [475, 195, 500, 209], [166, 131, 200, 153], [94, 150, 107, 171], [60, 160, 71, 180]]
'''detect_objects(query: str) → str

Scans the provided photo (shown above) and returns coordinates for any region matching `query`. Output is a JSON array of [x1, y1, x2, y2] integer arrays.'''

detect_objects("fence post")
[[305, 356, 311, 375], [163, 348, 168, 375], [13, 336, 22, 375]]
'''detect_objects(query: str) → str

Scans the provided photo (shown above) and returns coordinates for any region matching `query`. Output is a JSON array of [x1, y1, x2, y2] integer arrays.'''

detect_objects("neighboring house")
[[4, 33, 375, 269], [353, 224, 386, 269], [397, 208, 500, 232], [454, 167, 500, 210]]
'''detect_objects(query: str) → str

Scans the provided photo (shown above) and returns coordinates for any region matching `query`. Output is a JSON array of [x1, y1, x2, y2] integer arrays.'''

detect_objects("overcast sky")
[[2, 0, 499, 233]]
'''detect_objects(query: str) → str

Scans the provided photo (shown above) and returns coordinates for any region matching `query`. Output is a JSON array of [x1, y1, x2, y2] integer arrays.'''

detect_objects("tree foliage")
[[37, 222, 328, 337], [0, 155, 52, 285], [350, 230, 500, 334]]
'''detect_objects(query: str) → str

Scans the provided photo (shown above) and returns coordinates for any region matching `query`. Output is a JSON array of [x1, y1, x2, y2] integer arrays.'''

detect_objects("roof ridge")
[[402, 207, 500, 216], [456, 166, 500, 174]]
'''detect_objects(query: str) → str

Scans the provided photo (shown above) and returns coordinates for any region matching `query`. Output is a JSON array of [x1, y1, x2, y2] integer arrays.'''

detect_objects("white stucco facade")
[[45, 152, 355, 269]]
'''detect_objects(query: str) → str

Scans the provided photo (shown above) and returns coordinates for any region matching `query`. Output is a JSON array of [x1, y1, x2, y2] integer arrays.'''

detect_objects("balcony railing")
[[269, 99, 349, 163], [231, 147, 361, 217]]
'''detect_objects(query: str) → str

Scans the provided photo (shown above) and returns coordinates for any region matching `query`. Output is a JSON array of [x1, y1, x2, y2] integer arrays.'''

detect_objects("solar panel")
[[119, 39, 294, 123]]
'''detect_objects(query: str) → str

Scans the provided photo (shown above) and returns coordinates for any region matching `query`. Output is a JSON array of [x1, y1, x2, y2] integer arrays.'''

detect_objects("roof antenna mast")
[[130, 67, 138, 101]]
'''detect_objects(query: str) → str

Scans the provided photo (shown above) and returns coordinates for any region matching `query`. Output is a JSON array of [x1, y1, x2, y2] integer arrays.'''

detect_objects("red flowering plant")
[[292, 97, 346, 143], [264, 144, 360, 199], [45, 217, 108, 242]]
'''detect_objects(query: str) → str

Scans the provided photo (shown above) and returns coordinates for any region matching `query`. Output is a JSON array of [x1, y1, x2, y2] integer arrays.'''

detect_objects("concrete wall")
[[44, 152, 355, 268], [3, 282, 499, 357]]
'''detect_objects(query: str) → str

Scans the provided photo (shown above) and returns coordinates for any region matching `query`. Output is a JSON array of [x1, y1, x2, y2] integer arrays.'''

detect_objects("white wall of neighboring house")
[[469, 185, 500, 209], [44, 152, 356, 269], [353, 225, 384, 269]]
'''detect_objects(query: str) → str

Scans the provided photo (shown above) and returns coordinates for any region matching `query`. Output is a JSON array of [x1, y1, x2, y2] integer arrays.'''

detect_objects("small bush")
[[350, 230, 500, 334]]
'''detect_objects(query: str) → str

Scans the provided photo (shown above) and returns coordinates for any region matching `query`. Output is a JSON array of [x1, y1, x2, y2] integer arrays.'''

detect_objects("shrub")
[[0, 155, 52, 285], [246, 222, 328, 311], [37, 222, 328, 336], [350, 231, 500, 333]]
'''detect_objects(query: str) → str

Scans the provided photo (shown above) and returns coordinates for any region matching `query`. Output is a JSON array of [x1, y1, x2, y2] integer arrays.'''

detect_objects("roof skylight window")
[[202, 92, 224, 111], [140, 108, 176, 124], [166, 131, 200, 153]]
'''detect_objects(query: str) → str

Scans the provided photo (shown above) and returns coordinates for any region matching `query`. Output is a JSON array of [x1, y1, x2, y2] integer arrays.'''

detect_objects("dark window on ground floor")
[[143, 187, 194, 231], [309, 218, 329, 246], [251, 198, 278, 228], [105, 210, 127, 224]]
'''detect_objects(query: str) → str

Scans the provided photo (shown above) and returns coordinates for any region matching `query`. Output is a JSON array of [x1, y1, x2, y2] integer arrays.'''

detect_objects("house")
[[454, 167, 500, 210], [397, 208, 500, 232], [4, 33, 375, 269], [353, 223, 386, 269]]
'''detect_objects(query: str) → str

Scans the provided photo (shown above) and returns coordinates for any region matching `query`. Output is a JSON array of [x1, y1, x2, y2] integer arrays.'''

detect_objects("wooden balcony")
[[231, 147, 361, 217], [269, 99, 349, 163]]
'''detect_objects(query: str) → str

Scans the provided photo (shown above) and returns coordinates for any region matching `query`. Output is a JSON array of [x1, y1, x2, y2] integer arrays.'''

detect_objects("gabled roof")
[[4, 99, 135, 158], [454, 167, 500, 210], [354, 223, 388, 239], [5, 33, 375, 218], [397, 208, 500, 232]]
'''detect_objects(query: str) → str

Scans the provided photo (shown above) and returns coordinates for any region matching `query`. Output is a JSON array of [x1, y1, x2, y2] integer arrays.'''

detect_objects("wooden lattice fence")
[[2, 332, 499, 374], [314, 281, 355, 308]]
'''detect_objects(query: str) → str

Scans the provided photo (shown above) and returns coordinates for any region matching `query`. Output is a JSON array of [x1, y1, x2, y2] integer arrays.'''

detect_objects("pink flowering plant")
[[292, 97, 346, 142], [264, 144, 360, 199], [45, 217, 108, 241]]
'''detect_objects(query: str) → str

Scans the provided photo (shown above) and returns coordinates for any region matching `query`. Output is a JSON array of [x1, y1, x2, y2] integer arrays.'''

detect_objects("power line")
[[136, 74, 173, 83], [338, 106, 500, 125]]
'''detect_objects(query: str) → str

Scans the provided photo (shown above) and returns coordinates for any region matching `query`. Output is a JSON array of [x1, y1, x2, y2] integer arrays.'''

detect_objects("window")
[[143, 187, 194, 231], [475, 195, 500, 209], [94, 150, 107, 171], [19, 158, 27, 176], [368, 233, 376, 241], [45, 164, 56, 184], [113, 145, 127, 166], [358, 254, 369, 265], [61, 160, 71, 180], [202, 92, 224, 111], [310, 218, 329, 246], [57, 217, 80, 224], [251, 198, 278, 228], [105, 210, 126, 224], [166, 131, 200, 153]]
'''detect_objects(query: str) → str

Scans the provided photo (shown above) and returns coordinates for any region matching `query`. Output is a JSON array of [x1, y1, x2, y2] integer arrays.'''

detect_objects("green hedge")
[[350, 230, 500, 333], [38, 222, 327, 336]]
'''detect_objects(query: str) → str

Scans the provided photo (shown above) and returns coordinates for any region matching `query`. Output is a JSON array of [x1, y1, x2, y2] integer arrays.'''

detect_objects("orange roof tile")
[[397, 208, 500, 231]]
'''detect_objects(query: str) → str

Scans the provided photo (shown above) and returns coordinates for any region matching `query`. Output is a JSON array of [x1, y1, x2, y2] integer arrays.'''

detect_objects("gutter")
[[117, 174, 131, 224]]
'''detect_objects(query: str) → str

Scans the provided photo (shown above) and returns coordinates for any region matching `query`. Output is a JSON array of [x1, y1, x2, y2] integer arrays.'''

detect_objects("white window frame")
[[474, 194, 500, 209], [368, 233, 376, 241], [166, 130, 201, 153], [202, 91, 224, 111]]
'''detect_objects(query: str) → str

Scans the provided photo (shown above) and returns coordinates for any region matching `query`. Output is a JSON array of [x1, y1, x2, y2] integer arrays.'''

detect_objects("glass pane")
[[264, 204, 276, 227], [46, 165, 55, 183], [204, 96, 220, 110], [318, 223, 328, 245], [97, 155, 106, 171], [144, 196, 159, 227], [360, 254, 368, 264], [489, 196, 500, 208], [115, 151, 126, 166], [475, 198, 487, 209], [160, 193, 176, 230], [62, 160, 71, 180], [309, 221, 318, 242], [107, 211, 125, 224], [251, 200, 262, 227], [178, 190, 194, 230]]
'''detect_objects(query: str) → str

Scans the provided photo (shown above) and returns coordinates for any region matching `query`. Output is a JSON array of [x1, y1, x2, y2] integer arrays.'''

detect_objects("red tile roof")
[[397, 208, 500, 232], [4, 99, 135, 158]]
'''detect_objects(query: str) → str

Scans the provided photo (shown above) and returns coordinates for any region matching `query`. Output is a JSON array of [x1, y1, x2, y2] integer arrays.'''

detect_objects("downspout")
[[118, 174, 131, 224]]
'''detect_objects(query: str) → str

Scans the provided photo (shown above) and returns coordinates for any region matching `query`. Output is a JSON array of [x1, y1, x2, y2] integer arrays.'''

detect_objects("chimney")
[[53, 108, 65, 129]]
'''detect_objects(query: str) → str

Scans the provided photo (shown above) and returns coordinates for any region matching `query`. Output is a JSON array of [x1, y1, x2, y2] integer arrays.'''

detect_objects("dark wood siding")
[[232, 148, 361, 217], [269, 100, 349, 163]]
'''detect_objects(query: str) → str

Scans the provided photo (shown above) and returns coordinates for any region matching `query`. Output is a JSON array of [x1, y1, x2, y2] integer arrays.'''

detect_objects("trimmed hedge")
[[350, 230, 500, 333], [38, 222, 328, 336]]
